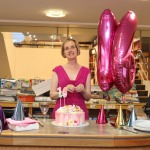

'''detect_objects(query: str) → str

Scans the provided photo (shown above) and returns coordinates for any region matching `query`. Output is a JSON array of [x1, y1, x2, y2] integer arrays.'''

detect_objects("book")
[[8, 122, 39, 131], [6, 117, 40, 131], [0, 96, 15, 101]]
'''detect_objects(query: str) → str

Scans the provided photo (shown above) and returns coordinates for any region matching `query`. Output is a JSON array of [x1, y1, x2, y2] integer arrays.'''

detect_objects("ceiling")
[[0, 0, 150, 43]]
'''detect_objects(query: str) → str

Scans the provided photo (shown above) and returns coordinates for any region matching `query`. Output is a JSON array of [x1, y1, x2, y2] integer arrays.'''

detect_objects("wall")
[[143, 80, 150, 97], [1, 32, 89, 80], [0, 33, 11, 78]]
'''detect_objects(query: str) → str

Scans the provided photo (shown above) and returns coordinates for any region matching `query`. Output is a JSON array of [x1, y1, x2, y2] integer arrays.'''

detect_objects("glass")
[[39, 102, 50, 122]]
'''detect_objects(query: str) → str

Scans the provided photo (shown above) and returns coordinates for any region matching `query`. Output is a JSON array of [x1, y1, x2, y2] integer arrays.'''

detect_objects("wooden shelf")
[[0, 101, 146, 116]]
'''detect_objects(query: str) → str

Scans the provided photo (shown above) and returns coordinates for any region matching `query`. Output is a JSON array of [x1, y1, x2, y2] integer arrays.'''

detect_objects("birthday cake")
[[55, 105, 85, 126]]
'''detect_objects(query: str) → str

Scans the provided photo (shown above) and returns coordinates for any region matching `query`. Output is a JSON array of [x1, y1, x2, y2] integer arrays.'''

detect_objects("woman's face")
[[63, 40, 78, 59]]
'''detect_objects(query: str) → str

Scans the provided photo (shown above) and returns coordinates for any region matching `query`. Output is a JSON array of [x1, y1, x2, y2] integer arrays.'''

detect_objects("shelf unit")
[[0, 101, 145, 117], [89, 48, 97, 85]]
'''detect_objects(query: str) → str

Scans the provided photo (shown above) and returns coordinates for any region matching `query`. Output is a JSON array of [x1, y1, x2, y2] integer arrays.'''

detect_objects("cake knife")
[[110, 122, 138, 134], [28, 113, 44, 127]]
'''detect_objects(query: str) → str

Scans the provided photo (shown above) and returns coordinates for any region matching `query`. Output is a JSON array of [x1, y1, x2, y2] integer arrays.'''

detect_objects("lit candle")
[[57, 87, 62, 107], [62, 87, 67, 106]]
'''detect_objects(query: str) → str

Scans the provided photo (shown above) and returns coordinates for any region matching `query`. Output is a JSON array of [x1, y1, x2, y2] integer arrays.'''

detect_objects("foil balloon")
[[97, 9, 117, 92], [112, 11, 137, 94]]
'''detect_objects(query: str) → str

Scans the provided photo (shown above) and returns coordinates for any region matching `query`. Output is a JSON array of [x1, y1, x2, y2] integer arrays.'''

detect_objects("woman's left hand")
[[75, 84, 85, 93]]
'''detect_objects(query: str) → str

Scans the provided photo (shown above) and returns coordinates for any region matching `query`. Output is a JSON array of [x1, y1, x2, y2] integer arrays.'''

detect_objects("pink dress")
[[51, 65, 90, 120]]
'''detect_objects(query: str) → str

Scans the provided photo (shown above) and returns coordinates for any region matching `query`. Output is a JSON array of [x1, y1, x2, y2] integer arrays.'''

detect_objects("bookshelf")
[[89, 48, 97, 85]]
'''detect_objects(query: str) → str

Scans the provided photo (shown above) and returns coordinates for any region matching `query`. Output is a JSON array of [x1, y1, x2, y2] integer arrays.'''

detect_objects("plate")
[[133, 120, 150, 132], [51, 121, 89, 127]]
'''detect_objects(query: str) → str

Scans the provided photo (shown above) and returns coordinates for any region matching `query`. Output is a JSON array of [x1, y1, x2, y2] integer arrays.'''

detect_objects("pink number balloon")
[[97, 9, 117, 92], [112, 11, 137, 93]]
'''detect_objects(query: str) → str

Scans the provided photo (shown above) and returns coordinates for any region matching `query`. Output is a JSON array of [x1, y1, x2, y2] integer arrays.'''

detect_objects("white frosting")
[[57, 105, 83, 113]]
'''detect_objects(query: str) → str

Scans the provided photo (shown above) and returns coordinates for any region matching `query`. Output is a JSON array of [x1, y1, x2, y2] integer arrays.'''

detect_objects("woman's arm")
[[82, 73, 91, 101], [75, 73, 91, 101], [50, 72, 60, 100]]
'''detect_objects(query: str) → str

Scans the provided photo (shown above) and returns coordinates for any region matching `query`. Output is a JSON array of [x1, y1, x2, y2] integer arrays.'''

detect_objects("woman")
[[50, 38, 91, 120]]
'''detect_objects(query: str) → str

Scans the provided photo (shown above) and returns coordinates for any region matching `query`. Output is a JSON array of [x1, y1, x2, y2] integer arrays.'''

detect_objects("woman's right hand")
[[66, 84, 75, 93]]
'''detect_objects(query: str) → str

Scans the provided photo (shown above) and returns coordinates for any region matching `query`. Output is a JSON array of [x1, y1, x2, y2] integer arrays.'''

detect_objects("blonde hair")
[[61, 38, 80, 58]]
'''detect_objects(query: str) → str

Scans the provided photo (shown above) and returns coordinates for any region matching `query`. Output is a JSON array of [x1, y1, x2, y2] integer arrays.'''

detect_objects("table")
[[1, 119, 150, 150]]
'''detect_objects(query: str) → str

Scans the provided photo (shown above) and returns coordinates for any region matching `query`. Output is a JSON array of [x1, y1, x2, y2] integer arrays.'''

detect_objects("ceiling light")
[[45, 10, 66, 18], [12, 32, 25, 43]]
